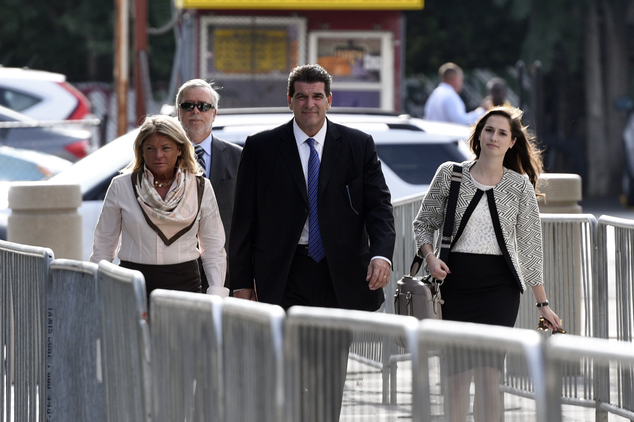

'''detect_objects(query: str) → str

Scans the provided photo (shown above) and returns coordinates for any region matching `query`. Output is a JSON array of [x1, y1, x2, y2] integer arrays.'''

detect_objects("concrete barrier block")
[[537, 173, 582, 213], [8, 183, 82, 260]]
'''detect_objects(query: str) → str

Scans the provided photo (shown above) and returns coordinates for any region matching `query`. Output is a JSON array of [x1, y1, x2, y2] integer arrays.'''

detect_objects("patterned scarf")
[[132, 166, 202, 246]]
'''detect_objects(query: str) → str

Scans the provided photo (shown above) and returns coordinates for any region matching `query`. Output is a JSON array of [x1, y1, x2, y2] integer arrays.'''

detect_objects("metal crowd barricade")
[[96, 260, 151, 422], [596, 215, 634, 420], [285, 306, 419, 422], [0, 239, 53, 422], [516, 213, 597, 335], [417, 319, 547, 422], [545, 335, 634, 422], [342, 193, 423, 407], [46, 259, 104, 421], [150, 290, 224, 422], [597, 215, 634, 341], [506, 214, 597, 404], [221, 297, 285, 422]]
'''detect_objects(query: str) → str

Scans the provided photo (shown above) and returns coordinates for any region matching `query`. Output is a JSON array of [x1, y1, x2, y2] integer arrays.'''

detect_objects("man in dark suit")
[[176, 79, 242, 293], [229, 64, 395, 310], [229, 64, 394, 421]]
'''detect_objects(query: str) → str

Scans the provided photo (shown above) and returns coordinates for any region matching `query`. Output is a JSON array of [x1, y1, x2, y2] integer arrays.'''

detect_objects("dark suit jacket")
[[200, 135, 241, 291], [229, 119, 395, 311], [208, 135, 242, 244]]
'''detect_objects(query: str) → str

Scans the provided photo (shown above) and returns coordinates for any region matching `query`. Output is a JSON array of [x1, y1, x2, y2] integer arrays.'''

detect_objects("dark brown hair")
[[287, 64, 332, 98], [468, 106, 543, 192]]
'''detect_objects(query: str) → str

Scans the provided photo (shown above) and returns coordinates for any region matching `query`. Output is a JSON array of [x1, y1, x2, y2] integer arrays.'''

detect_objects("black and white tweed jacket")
[[413, 160, 543, 292]]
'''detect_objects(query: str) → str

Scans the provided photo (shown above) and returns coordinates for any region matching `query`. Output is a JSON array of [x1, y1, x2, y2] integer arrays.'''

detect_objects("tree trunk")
[[602, 0, 630, 195], [584, 3, 608, 197]]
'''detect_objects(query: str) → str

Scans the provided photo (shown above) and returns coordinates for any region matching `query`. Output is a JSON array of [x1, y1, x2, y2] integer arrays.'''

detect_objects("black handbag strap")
[[409, 164, 463, 276]]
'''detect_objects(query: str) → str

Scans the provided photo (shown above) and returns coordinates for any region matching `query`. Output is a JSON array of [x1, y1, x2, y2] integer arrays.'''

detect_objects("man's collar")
[[193, 133, 213, 154], [292, 118, 327, 147]]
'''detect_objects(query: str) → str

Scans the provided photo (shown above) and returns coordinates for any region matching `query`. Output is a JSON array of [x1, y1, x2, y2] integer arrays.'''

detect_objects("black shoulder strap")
[[439, 164, 463, 262], [409, 164, 462, 276], [485, 189, 523, 291]]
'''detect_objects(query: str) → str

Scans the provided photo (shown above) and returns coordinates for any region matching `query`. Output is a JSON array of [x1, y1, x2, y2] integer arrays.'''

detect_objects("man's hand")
[[366, 259, 391, 290], [234, 288, 257, 301]]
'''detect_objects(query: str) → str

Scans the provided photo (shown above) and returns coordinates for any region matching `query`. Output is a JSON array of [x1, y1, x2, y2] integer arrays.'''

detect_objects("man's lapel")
[[277, 120, 309, 205], [209, 135, 227, 182], [319, 119, 342, 196]]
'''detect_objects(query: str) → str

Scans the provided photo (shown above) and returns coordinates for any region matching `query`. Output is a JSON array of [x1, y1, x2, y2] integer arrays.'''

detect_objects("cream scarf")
[[132, 166, 203, 246]]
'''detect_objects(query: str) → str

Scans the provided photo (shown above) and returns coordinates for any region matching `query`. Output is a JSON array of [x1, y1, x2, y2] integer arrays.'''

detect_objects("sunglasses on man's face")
[[179, 102, 214, 112]]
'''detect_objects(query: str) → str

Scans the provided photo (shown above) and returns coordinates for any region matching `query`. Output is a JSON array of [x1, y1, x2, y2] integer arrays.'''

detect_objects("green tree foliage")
[[0, 0, 114, 82], [0, 0, 175, 91], [404, 0, 528, 76], [147, 0, 176, 99]]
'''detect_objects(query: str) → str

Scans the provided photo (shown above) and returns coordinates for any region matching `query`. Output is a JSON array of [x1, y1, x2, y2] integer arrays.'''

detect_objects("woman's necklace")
[[153, 177, 175, 188]]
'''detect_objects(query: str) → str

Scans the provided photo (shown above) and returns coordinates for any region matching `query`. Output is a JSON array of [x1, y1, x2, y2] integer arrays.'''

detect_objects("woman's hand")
[[538, 306, 561, 331], [427, 255, 450, 281]]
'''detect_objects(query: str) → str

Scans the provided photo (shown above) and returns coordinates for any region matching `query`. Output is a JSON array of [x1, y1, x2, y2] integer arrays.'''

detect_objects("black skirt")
[[119, 259, 202, 299], [441, 252, 520, 326], [440, 252, 521, 374]]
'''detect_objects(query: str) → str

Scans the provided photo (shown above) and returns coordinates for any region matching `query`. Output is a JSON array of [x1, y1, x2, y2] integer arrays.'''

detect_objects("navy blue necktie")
[[195, 144, 206, 176], [306, 138, 325, 262]]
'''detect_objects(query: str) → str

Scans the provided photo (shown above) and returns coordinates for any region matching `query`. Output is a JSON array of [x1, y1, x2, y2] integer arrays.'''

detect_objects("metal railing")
[[46, 259, 103, 420], [96, 260, 151, 422], [417, 319, 547, 422], [545, 334, 634, 422], [221, 297, 286, 422], [0, 119, 101, 129], [0, 239, 53, 422], [150, 290, 224, 422], [4, 204, 634, 421], [285, 306, 419, 421]]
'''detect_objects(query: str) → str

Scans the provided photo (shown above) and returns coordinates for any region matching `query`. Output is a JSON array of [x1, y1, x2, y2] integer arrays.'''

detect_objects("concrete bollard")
[[537, 173, 582, 213], [8, 183, 82, 260]]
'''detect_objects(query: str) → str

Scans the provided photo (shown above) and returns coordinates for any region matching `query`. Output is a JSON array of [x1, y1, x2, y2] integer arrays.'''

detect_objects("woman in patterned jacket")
[[413, 106, 561, 422]]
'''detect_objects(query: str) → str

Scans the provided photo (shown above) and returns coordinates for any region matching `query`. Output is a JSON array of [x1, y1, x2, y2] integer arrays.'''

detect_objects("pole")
[[134, 0, 148, 124], [114, 0, 129, 137]]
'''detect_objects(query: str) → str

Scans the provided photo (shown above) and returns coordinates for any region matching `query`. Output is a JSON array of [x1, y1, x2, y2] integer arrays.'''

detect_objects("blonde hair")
[[125, 115, 202, 175]]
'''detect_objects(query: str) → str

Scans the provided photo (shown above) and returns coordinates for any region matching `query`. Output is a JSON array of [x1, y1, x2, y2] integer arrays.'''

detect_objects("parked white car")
[[0, 67, 91, 121], [0, 109, 470, 260]]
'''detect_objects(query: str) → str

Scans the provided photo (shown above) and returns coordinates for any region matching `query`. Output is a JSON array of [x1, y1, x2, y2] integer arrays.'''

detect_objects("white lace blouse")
[[451, 174, 502, 255]]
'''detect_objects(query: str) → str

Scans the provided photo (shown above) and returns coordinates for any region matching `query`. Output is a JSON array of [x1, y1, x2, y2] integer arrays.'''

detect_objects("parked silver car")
[[0, 105, 91, 161]]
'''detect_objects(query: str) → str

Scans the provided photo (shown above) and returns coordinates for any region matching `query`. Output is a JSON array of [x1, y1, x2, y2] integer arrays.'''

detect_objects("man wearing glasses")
[[176, 79, 242, 293]]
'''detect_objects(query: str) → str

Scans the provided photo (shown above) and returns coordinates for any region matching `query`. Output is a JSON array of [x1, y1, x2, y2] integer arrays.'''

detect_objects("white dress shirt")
[[293, 119, 327, 245], [90, 172, 228, 297], [424, 82, 485, 125], [292, 119, 390, 266]]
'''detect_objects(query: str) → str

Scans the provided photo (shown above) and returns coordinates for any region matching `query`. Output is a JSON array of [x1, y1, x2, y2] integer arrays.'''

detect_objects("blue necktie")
[[195, 144, 206, 176], [306, 138, 325, 262]]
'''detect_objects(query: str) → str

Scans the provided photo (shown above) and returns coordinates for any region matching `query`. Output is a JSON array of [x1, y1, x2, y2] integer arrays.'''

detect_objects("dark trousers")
[[283, 246, 352, 422]]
